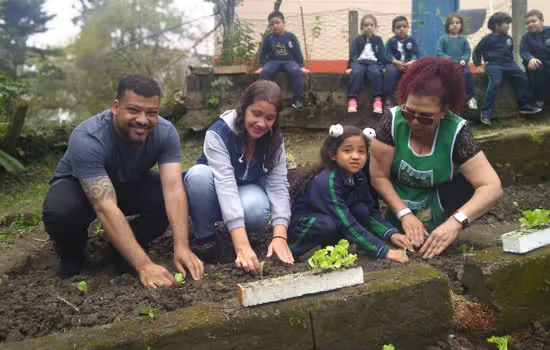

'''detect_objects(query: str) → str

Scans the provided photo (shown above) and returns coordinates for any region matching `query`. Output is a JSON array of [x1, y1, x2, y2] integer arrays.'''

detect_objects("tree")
[[68, 0, 193, 114], [207, 0, 241, 65], [0, 0, 54, 79]]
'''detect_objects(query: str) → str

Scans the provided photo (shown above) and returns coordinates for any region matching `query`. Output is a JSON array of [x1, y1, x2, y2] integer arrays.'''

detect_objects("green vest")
[[389, 106, 466, 231]]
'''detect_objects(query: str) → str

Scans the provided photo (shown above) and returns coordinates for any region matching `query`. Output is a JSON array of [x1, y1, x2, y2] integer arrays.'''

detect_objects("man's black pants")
[[42, 172, 169, 261]]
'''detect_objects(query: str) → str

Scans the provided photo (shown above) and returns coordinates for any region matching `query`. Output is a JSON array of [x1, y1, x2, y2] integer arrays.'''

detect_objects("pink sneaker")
[[373, 97, 383, 114], [347, 98, 358, 113]]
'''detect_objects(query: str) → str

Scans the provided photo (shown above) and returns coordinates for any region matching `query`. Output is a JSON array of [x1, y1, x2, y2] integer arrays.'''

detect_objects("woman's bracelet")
[[396, 208, 412, 220], [272, 236, 287, 242]]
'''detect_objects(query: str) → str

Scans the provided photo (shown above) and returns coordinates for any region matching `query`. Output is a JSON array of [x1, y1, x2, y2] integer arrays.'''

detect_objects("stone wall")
[[180, 71, 549, 131]]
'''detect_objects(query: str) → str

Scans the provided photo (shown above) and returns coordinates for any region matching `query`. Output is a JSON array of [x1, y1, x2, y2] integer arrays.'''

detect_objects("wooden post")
[[348, 10, 359, 48], [511, 0, 527, 66]]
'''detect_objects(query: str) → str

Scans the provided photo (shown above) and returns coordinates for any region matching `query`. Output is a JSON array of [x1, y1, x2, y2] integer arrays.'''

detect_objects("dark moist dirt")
[[0, 180, 549, 345]]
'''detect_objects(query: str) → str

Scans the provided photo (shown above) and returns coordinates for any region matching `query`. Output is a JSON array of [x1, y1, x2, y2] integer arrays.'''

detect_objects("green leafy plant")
[[207, 96, 220, 109], [0, 149, 25, 173], [77, 281, 88, 294], [308, 239, 357, 273], [518, 209, 550, 229], [174, 273, 185, 286], [382, 345, 396, 350], [94, 222, 103, 234], [215, 272, 225, 280], [458, 244, 475, 255], [140, 305, 159, 320], [487, 335, 511, 350]]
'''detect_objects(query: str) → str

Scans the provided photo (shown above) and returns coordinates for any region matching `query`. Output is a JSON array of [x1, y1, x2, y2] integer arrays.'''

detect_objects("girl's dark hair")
[[361, 14, 378, 28], [392, 16, 408, 30], [397, 56, 465, 113], [488, 12, 512, 31], [268, 11, 284, 23], [526, 9, 543, 21], [234, 80, 283, 170], [445, 13, 464, 34], [291, 126, 369, 200]]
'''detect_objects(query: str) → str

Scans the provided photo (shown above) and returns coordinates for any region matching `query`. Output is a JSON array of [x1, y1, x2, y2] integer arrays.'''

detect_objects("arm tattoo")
[[80, 176, 117, 205]]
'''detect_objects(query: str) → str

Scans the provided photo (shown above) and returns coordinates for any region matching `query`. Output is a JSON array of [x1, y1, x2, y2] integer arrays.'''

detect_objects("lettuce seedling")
[[140, 305, 159, 320], [382, 345, 395, 350], [519, 209, 550, 229], [174, 273, 185, 286], [77, 281, 88, 294], [308, 239, 357, 273], [487, 335, 511, 350], [215, 272, 225, 280]]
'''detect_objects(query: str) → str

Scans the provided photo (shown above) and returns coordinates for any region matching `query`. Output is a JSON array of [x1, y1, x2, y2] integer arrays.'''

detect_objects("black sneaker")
[[292, 99, 304, 109], [518, 104, 542, 114], [56, 255, 85, 278], [480, 111, 492, 125]]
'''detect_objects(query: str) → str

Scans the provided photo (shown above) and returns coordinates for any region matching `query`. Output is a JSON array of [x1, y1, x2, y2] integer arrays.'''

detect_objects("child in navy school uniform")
[[384, 16, 420, 108], [436, 13, 478, 110], [346, 14, 386, 114], [287, 124, 412, 262], [255, 11, 310, 109], [473, 12, 542, 125], [520, 9, 550, 108]]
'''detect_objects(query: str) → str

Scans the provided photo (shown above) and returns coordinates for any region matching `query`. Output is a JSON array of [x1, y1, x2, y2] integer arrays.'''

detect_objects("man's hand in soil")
[[173, 247, 204, 280], [137, 262, 176, 289], [419, 218, 462, 259]]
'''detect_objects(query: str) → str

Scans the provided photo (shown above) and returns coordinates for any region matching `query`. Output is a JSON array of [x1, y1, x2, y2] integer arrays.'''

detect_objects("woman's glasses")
[[401, 105, 437, 125]]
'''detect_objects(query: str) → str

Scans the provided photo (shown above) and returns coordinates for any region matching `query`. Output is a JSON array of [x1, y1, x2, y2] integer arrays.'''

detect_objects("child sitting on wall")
[[287, 124, 412, 262], [473, 12, 542, 125], [520, 9, 550, 108], [384, 16, 420, 108], [346, 14, 386, 114], [437, 13, 478, 110], [255, 11, 310, 109]]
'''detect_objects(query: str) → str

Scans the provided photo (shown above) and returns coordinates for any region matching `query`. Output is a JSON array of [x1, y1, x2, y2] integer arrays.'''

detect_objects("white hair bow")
[[363, 127, 376, 140], [329, 124, 344, 137]]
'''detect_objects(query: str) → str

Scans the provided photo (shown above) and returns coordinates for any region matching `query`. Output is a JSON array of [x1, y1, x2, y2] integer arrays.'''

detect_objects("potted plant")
[[501, 208, 550, 254], [237, 239, 364, 307]]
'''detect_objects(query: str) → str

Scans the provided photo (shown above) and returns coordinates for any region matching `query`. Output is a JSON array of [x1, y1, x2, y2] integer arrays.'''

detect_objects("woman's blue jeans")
[[184, 164, 271, 241]]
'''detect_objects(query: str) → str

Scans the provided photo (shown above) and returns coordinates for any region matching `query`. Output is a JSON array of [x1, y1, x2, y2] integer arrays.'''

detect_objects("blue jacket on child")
[[385, 36, 419, 63], [348, 34, 386, 67], [290, 167, 398, 258], [473, 33, 515, 66], [520, 26, 550, 64], [259, 32, 305, 67]]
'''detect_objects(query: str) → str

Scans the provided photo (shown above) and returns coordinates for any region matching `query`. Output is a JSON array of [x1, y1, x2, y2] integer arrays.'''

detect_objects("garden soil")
[[0, 178, 549, 347]]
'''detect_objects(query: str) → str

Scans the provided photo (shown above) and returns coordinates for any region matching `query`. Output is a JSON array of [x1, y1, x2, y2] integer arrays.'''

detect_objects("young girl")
[[346, 14, 386, 114], [436, 13, 478, 110], [287, 125, 412, 262]]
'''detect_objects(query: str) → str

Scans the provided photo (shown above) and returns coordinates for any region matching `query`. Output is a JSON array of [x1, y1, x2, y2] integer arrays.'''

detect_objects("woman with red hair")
[[370, 57, 503, 259]]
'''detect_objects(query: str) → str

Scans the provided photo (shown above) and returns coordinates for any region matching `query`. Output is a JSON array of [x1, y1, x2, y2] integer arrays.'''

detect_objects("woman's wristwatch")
[[452, 211, 469, 228]]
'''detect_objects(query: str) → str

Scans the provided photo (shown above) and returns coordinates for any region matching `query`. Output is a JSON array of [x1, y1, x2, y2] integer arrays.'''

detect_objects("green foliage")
[[312, 15, 322, 40], [458, 244, 475, 255], [140, 305, 160, 320], [0, 212, 42, 242], [382, 345, 396, 350], [174, 273, 185, 285], [308, 239, 357, 273], [215, 272, 225, 280], [519, 209, 550, 229], [232, 21, 258, 65], [0, 148, 25, 173], [207, 96, 220, 109], [487, 335, 511, 350], [77, 281, 89, 294]]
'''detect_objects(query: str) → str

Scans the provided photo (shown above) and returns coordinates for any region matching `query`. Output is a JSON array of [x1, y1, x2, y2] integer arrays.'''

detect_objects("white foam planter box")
[[237, 266, 364, 307], [501, 226, 550, 254]]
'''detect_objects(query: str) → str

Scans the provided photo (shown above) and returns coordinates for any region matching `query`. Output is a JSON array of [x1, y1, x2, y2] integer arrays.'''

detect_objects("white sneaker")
[[467, 97, 478, 110]]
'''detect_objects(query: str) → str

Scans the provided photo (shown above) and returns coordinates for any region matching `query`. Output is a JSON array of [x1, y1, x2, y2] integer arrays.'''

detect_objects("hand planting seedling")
[[382, 345, 395, 350], [77, 281, 88, 294], [519, 209, 550, 229], [487, 335, 511, 350], [140, 305, 159, 320], [174, 272, 185, 286], [308, 239, 357, 273]]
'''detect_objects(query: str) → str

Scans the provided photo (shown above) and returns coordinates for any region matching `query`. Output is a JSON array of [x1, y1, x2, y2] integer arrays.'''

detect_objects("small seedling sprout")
[[215, 272, 225, 280], [174, 273, 185, 286], [77, 281, 88, 294], [140, 305, 160, 320], [382, 345, 395, 350], [259, 261, 265, 278], [487, 335, 511, 350]]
